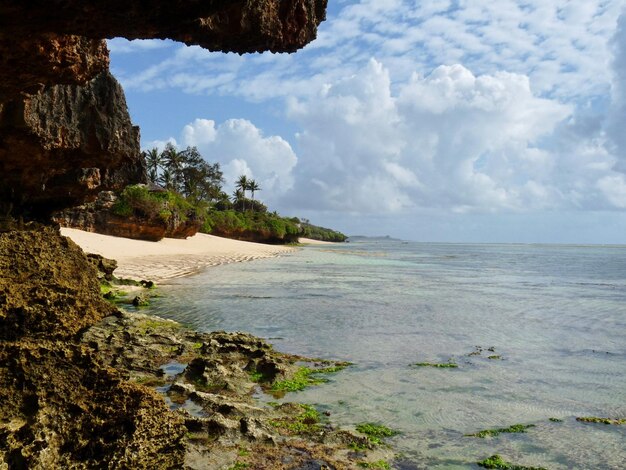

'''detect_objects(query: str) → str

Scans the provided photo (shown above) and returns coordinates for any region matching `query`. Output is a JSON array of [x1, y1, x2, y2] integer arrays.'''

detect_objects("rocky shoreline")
[[0, 226, 395, 469]]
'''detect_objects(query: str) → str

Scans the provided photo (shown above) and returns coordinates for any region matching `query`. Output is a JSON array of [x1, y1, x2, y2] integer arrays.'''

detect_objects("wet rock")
[[132, 294, 150, 307]]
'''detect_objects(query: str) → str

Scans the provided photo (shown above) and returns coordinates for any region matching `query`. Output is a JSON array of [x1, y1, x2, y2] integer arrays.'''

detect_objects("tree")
[[143, 148, 162, 184], [158, 168, 174, 190], [162, 143, 185, 192], [235, 175, 249, 211], [248, 179, 261, 201]]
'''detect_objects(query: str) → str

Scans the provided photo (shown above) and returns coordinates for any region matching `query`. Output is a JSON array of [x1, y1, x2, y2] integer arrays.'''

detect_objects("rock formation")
[[0, 227, 186, 468], [52, 190, 201, 241], [0, 72, 145, 219], [0, 0, 328, 467], [0, 0, 327, 220]]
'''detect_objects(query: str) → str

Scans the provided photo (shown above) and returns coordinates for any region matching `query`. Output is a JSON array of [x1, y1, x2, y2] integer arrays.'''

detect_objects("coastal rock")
[[0, 0, 327, 99], [0, 71, 145, 219], [0, 340, 186, 469], [0, 227, 115, 340], [52, 189, 202, 241], [86, 253, 118, 281]]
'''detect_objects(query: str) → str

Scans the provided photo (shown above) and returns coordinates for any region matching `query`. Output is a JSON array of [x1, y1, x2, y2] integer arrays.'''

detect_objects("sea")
[[148, 238, 626, 469]]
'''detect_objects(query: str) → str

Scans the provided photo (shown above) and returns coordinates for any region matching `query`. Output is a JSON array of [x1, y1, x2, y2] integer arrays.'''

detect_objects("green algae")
[[412, 361, 458, 368], [548, 418, 563, 423], [576, 416, 625, 425], [355, 423, 398, 445], [487, 355, 502, 360], [465, 424, 535, 438], [269, 404, 321, 434], [477, 454, 548, 470], [271, 365, 346, 392], [357, 460, 391, 469]]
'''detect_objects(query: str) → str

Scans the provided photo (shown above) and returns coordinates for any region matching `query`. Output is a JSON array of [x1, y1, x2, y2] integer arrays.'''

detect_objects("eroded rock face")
[[0, 71, 145, 219], [0, 0, 326, 220], [0, 340, 186, 469], [52, 191, 201, 241], [0, 227, 115, 340]]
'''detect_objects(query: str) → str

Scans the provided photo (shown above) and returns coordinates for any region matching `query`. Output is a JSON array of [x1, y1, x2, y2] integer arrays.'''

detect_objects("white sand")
[[297, 237, 337, 245], [61, 228, 296, 282]]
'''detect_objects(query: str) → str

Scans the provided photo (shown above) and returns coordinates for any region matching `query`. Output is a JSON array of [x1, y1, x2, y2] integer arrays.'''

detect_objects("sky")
[[108, 0, 626, 243]]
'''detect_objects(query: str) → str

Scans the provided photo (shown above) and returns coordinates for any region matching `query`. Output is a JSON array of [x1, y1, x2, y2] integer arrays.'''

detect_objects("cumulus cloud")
[[149, 58, 626, 214], [283, 59, 581, 213], [607, 11, 626, 172], [161, 119, 298, 202]]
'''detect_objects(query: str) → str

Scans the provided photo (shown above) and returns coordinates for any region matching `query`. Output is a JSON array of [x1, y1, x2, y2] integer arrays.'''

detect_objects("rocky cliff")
[[0, 71, 145, 219], [0, 0, 327, 220], [0, 1, 328, 467], [0, 227, 186, 468]]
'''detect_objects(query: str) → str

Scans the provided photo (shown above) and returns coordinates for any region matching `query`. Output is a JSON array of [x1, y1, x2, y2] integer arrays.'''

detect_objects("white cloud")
[[607, 11, 626, 172], [176, 118, 297, 201], [282, 59, 584, 213], [112, 1, 624, 103], [597, 175, 626, 208]]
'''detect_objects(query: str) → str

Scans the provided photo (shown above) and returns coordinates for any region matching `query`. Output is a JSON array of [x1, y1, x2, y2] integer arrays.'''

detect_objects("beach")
[[61, 227, 310, 282]]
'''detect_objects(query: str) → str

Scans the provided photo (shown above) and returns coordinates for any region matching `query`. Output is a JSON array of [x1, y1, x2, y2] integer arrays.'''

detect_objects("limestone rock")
[[0, 227, 115, 340], [53, 189, 202, 241], [0, 72, 145, 219], [86, 253, 118, 281], [0, 340, 186, 469]]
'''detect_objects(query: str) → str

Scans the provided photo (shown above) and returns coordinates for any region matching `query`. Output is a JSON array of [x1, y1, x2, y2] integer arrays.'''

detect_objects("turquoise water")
[[150, 240, 626, 469]]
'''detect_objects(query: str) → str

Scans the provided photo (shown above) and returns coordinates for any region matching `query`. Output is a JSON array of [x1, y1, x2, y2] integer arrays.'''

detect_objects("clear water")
[[149, 240, 626, 469]]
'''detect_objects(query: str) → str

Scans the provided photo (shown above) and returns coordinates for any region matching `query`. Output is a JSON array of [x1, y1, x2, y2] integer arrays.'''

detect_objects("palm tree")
[[235, 175, 249, 211], [143, 148, 162, 184], [158, 168, 174, 190], [162, 143, 185, 192], [248, 179, 261, 201]]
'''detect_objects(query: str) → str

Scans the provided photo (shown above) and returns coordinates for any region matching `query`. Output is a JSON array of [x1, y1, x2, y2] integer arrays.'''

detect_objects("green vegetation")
[[271, 367, 326, 392], [112, 184, 193, 223], [227, 463, 249, 470], [576, 416, 625, 425], [300, 219, 348, 242], [270, 404, 321, 434], [135, 145, 346, 244], [487, 355, 502, 360], [412, 361, 458, 368], [549, 418, 563, 422], [477, 454, 548, 470], [136, 319, 181, 335], [355, 423, 398, 445], [271, 365, 347, 393], [465, 424, 535, 438], [357, 460, 391, 469], [202, 210, 302, 243]]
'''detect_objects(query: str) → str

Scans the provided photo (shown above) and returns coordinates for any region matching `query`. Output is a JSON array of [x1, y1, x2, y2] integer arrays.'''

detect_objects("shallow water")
[[150, 240, 626, 469]]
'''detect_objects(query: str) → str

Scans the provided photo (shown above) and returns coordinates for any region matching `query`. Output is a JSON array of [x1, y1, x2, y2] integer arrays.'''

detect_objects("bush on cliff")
[[201, 210, 301, 244], [299, 220, 348, 242], [112, 184, 193, 222]]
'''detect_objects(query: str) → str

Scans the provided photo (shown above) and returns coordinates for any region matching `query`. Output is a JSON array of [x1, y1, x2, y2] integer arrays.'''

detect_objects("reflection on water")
[[150, 241, 626, 469]]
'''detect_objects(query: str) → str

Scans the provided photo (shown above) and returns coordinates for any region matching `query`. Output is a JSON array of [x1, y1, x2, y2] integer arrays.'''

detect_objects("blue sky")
[[109, 0, 626, 243]]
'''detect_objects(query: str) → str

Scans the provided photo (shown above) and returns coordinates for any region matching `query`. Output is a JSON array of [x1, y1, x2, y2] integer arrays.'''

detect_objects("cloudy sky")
[[109, 0, 626, 243]]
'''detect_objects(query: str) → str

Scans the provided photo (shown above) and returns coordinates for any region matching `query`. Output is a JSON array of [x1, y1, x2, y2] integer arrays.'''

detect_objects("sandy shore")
[[61, 228, 298, 282]]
